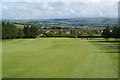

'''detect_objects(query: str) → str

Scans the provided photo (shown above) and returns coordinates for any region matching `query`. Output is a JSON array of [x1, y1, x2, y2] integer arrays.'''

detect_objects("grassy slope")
[[14, 24, 25, 28], [2, 38, 118, 78], [9, 18, 117, 25]]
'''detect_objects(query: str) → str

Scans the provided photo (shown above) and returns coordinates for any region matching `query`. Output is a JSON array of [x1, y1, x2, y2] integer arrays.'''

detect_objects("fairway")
[[2, 38, 118, 78]]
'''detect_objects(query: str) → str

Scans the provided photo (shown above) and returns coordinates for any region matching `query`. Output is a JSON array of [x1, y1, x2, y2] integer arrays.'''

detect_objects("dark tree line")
[[102, 26, 120, 41], [2, 21, 120, 40], [23, 25, 39, 38], [2, 22, 39, 39], [2, 22, 22, 39]]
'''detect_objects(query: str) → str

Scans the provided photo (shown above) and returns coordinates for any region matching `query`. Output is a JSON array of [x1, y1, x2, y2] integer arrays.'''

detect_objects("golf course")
[[2, 38, 119, 78]]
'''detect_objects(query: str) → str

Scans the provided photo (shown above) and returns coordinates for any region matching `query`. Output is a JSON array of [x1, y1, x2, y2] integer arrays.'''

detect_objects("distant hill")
[[4, 17, 118, 27]]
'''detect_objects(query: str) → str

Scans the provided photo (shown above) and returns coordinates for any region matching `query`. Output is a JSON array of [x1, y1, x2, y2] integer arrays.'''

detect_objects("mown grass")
[[2, 38, 119, 78]]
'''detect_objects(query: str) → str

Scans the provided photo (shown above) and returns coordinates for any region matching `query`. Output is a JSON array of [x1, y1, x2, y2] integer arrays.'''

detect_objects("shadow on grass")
[[89, 41, 120, 43], [89, 40, 120, 54], [93, 51, 120, 53]]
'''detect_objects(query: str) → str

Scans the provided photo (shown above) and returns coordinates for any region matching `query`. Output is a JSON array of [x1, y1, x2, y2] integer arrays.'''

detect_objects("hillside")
[[4, 17, 118, 27]]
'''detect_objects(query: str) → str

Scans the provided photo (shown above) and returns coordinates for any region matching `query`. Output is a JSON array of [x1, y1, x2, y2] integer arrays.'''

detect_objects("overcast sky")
[[1, 0, 119, 19]]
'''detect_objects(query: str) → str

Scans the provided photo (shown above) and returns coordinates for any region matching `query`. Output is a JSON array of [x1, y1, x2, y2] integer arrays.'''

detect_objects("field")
[[2, 38, 119, 78]]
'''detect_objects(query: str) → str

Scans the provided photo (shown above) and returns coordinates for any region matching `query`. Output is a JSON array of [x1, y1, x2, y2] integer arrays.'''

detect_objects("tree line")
[[2, 22, 39, 39], [102, 26, 120, 41], [2, 22, 120, 41]]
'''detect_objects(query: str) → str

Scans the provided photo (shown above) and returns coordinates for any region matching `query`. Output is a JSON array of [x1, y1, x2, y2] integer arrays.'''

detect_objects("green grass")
[[2, 38, 119, 78], [14, 24, 25, 28]]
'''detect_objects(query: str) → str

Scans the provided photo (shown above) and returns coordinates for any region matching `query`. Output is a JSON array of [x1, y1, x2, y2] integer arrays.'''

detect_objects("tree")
[[57, 30, 63, 36], [23, 25, 39, 38], [102, 26, 111, 41], [2, 22, 39, 39], [23, 25, 31, 38], [70, 29, 79, 38], [30, 25, 39, 38], [2, 22, 7, 39], [17, 29, 25, 38], [112, 26, 120, 41], [23, 26, 27, 38], [11, 24, 18, 38], [2, 21, 19, 39], [87, 30, 94, 40]]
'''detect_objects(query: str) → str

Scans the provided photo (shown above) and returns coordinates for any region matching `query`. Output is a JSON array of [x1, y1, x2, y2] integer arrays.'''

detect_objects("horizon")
[[2, 17, 118, 21]]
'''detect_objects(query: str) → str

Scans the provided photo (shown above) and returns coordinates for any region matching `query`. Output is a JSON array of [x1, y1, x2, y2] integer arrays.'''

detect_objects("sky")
[[1, 0, 119, 20]]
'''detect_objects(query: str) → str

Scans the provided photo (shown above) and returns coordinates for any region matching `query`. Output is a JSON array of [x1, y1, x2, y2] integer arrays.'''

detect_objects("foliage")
[[17, 28, 25, 38], [23, 25, 39, 38], [112, 26, 120, 39], [102, 26, 120, 41], [2, 22, 39, 39], [56, 30, 63, 36], [2, 22, 23, 39], [70, 29, 80, 37], [102, 26, 111, 41]]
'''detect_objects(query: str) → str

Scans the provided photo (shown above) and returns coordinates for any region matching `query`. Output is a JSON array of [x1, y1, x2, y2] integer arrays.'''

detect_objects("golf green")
[[2, 38, 118, 78]]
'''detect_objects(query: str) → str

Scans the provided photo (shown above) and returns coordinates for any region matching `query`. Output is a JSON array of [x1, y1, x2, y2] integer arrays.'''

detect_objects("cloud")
[[1, 2, 118, 19], [1, 0, 119, 2]]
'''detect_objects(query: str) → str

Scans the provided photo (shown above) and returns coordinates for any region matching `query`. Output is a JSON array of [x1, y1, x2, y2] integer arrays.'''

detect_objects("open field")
[[14, 24, 25, 28], [2, 38, 119, 78]]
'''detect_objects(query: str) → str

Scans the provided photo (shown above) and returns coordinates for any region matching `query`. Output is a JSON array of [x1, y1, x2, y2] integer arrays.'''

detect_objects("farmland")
[[2, 38, 119, 78], [7, 18, 117, 27]]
